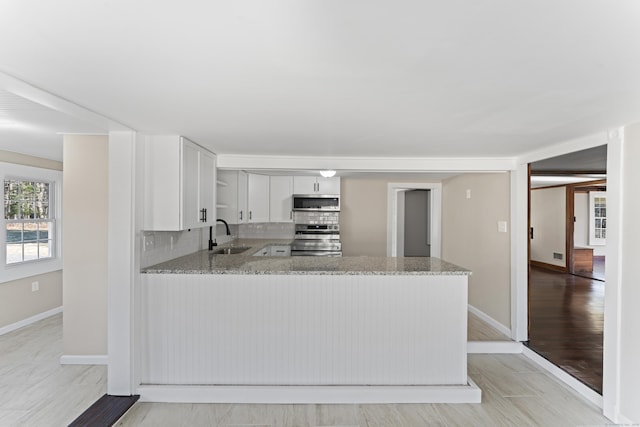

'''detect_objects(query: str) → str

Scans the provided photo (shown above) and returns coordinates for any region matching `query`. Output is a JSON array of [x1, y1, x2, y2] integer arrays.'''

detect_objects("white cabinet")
[[217, 170, 248, 224], [252, 245, 291, 256], [269, 245, 291, 256], [269, 176, 293, 223], [144, 135, 216, 231], [247, 173, 270, 223], [293, 176, 341, 195]]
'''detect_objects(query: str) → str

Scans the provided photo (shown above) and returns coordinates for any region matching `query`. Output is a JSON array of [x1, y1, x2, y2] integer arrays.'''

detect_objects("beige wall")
[[0, 149, 63, 171], [619, 123, 640, 422], [530, 187, 566, 267], [62, 135, 108, 356], [442, 173, 511, 328], [0, 269, 62, 329], [340, 177, 438, 256], [0, 151, 63, 330]]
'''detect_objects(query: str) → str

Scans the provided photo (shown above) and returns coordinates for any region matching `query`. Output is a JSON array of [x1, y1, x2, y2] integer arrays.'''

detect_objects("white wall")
[[617, 123, 640, 422], [442, 173, 511, 329], [62, 135, 108, 357], [530, 187, 566, 267], [0, 151, 63, 329]]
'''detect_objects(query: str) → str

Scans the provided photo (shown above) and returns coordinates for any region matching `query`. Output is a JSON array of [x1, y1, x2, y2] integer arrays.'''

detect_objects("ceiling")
[[1, 1, 640, 162], [530, 145, 607, 173]]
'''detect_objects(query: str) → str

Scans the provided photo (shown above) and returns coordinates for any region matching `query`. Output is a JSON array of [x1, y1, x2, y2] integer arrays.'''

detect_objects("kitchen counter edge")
[[141, 239, 471, 276]]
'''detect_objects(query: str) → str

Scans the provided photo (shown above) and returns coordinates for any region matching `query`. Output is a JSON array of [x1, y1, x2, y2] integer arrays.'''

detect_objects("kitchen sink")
[[211, 246, 251, 255]]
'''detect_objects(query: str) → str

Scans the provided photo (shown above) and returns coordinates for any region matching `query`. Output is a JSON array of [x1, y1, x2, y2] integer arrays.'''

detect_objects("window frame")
[[1, 162, 62, 283], [588, 191, 607, 246]]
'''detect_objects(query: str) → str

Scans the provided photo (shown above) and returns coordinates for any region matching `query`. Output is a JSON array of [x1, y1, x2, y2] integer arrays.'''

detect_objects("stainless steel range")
[[291, 211, 342, 256]]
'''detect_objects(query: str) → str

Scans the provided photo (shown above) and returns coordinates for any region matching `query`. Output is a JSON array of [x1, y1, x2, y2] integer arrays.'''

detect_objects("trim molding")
[[138, 379, 481, 404], [467, 304, 511, 337], [0, 306, 62, 336], [468, 341, 523, 354], [530, 260, 567, 273], [60, 355, 108, 365], [522, 346, 603, 409], [217, 154, 517, 172]]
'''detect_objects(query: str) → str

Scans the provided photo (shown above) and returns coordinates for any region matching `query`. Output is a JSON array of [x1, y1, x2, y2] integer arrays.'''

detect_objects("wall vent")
[[553, 252, 563, 260]]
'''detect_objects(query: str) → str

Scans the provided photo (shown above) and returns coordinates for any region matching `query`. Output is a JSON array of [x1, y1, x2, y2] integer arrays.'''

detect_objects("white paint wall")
[[442, 173, 511, 329], [617, 123, 640, 422], [530, 187, 566, 267], [62, 135, 108, 357]]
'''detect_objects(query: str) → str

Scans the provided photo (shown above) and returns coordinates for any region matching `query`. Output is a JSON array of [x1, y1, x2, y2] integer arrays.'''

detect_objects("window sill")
[[0, 257, 62, 284]]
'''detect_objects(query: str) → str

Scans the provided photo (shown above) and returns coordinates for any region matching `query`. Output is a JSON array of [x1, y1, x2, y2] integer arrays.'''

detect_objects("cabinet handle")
[[200, 208, 206, 222], [249, 211, 252, 220], [290, 211, 292, 220], [240, 211, 243, 220]]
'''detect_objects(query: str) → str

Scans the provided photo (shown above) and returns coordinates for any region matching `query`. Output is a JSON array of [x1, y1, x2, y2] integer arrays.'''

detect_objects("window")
[[589, 191, 606, 246], [4, 179, 54, 264]]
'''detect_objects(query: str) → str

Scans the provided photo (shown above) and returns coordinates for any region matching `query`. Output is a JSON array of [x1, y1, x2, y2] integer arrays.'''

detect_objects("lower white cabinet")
[[269, 245, 291, 256], [252, 245, 291, 256]]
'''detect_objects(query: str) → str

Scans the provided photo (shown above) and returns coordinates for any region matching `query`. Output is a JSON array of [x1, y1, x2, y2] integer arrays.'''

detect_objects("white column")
[[510, 164, 529, 342], [107, 130, 141, 395]]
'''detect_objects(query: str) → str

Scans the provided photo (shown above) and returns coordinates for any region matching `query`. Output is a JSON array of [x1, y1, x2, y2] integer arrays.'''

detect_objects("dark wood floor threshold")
[[522, 341, 602, 394], [68, 394, 140, 427]]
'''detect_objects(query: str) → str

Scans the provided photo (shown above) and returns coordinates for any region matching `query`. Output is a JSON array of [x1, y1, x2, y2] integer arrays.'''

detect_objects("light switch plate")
[[498, 221, 508, 233]]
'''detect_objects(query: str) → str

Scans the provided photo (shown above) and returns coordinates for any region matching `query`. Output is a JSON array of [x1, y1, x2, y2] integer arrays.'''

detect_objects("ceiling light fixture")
[[319, 170, 336, 178]]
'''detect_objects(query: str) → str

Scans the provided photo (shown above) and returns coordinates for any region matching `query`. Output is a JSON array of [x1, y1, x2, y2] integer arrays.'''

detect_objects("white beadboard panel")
[[141, 274, 468, 386]]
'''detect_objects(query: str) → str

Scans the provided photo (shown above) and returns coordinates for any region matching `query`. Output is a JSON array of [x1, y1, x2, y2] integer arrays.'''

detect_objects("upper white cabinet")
[[217, 170, 248, 224], [269, 176, 293, 223], [293, 176, 341, 195], [144, 135, 216, 231], [247, 173, 270, 223]]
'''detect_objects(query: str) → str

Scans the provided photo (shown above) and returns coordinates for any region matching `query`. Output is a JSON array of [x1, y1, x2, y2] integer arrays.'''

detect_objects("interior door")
[[404, 190, 431, 257]]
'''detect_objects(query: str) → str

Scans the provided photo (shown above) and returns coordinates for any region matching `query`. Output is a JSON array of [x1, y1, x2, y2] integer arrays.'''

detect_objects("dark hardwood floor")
[[526, 265, 604, 394]]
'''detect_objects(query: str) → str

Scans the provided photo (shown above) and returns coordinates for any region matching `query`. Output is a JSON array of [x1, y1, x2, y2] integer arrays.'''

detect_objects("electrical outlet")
[[31, 281, 39, 292]]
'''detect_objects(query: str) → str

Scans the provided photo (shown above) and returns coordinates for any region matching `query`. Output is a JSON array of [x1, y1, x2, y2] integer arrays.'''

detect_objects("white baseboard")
[[138, 378, 482, 404], [522, 346, 603, 409], [468, 341, 523, 354], [0, 306, 62, 336], [60, 355, 108, 365], [468, 304, 512, 337]]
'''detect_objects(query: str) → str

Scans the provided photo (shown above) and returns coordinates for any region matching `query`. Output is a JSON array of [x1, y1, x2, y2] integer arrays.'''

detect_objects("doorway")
[[404, 190, 431, 257], [527, 145, 607, 394], [387, 183, 441, 258]]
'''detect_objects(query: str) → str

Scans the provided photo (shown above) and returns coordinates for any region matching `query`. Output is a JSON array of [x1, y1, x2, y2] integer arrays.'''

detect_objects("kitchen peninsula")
[[140, 239, 480, 403]]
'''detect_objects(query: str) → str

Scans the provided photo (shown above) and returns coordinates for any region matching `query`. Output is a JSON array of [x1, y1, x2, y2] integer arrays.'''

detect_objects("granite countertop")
[[142, 239, 470, 276]]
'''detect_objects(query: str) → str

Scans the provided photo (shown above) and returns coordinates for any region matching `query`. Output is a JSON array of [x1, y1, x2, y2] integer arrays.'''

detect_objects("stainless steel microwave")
[[292, 194, 340, 211]]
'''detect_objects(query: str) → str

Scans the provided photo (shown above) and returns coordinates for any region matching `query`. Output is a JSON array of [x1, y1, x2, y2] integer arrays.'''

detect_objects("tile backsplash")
[[141, 229, 203, 268], [141, 222, 294, 268], [239, 223, 294, 239]]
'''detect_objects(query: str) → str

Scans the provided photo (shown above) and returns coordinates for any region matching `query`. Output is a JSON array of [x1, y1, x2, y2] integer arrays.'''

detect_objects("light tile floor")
[[0, 313, 615, 426], [0, 314, 106, 426]]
